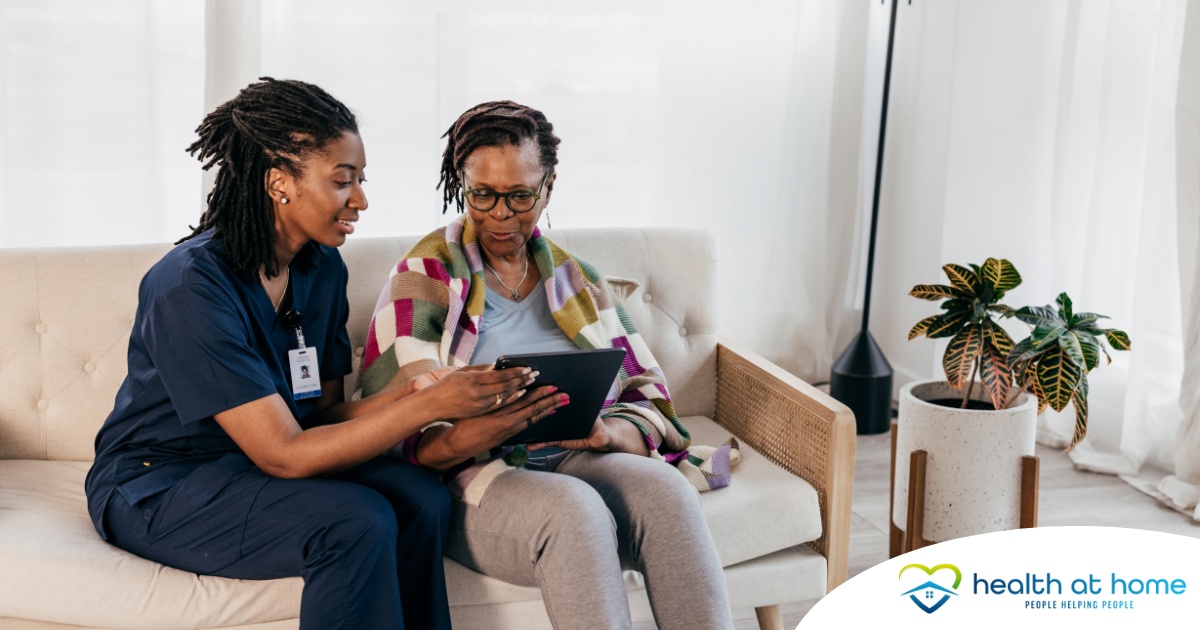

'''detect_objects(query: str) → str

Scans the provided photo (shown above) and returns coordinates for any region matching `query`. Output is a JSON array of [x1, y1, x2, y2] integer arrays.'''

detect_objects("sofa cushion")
[[0, 461, 302, 630], [684, 415, 823, 567], [0, 417, 820, 628]]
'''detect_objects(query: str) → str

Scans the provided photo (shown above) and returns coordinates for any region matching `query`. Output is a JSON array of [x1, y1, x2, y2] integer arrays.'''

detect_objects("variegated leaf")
[[1104, 329, 1132, 351], [943, 325, 984, 389], [1024, 358, 1039, 387], [943, 264, 980, 294], [1008, 337, 1034, 363], [982, 258, 1022, 293], [1010, 357, 1031, 388], [940, 298, 972, 313], [1031, 376, 1048, 415], [1068, 374, 1089, 450], [980, 341, 1013, 410], [1015, 305, 1062, 328], [983, 319, 1015, 355], [1056, 292, 1074, 322], [1031, 325, 1068, 352], [1077, 334, 1101, 371], [1072, 311, 1108, 328], [1013, 344, 1052, 364], [1036, 346, 1083, 413], [910, 284, 967, 301], [926, 311, 969, 339], [908, 315, 942, 340], [1058, 332, 1085, 370]]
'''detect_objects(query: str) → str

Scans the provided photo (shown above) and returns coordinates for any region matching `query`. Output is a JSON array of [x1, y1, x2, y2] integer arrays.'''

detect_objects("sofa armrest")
[[713, 336, 855, 593]]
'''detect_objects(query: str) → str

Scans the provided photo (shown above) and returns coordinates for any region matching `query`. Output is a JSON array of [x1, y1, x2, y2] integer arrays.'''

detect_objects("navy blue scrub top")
[[84, 229, 353, 539]]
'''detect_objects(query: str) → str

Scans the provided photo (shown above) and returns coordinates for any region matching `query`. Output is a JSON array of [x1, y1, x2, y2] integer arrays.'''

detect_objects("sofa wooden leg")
[[754, 604, 784, 630]]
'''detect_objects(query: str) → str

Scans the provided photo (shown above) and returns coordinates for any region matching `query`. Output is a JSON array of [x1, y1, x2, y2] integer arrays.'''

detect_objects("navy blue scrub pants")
[[103, 454, 452, 630]]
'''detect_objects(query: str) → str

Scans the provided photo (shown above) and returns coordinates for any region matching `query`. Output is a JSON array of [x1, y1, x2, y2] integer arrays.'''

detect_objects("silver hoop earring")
[[280, 197, 289, 205]]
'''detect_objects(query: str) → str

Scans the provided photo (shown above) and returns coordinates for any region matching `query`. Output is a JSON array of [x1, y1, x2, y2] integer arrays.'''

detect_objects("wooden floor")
[[638, 429, 1200, 629]]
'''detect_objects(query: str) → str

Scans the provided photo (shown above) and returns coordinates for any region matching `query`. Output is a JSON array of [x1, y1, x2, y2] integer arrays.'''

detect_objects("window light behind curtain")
[[0, 0, 204, 248], [258, 0, 661, 237], [867, 0, 1198, 518]]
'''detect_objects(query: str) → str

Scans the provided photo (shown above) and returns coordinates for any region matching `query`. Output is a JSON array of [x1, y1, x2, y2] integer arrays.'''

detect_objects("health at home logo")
[[899, 563, 963, 614]]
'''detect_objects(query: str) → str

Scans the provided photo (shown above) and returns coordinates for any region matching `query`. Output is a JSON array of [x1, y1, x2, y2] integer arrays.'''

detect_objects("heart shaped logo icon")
[[899, 563, 963, 614]]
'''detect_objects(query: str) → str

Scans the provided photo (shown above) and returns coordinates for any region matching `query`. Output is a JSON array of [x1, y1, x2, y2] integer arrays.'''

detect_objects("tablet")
[[494, 348, 627, 446]]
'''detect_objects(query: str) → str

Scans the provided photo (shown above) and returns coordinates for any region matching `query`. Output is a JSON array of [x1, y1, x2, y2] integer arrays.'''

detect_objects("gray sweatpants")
[[445, 450, 735, 630]]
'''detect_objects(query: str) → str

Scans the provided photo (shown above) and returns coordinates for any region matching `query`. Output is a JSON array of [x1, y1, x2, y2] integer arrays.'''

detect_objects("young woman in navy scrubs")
[[84, 79, 566, 630]]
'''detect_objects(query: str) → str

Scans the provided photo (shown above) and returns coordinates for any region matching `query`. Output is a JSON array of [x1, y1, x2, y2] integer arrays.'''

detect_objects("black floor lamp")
[[831, 0, 905, 435]]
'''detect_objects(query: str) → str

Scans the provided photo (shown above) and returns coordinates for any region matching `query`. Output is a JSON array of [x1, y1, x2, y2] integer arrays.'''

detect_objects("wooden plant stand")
[[888, 418, 1040, 558]]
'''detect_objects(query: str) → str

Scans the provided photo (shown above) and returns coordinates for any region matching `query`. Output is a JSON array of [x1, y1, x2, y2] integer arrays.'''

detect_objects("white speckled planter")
[[892, 380, 1038, 542]]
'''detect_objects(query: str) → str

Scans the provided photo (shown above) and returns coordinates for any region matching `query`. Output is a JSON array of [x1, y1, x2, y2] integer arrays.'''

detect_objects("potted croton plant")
[[1009, 293, 1131, 449], [891, 258, 1131, 543]]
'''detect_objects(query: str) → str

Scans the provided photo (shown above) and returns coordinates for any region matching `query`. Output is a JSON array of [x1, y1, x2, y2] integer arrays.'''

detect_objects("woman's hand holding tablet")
[[492, 348, 627, 447]]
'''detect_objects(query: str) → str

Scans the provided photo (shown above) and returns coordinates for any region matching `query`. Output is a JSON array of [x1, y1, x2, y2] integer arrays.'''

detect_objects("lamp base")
[[831, 330, 893, 435]]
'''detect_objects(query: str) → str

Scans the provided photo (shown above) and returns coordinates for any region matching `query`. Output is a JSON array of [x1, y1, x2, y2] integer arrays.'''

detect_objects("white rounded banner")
[[800, 526, 1200, 629]]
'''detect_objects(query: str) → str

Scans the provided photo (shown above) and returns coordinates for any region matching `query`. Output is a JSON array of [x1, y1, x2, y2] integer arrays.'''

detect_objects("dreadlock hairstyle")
[[438, 100, 561, 214], [179, 77, 359, 276]]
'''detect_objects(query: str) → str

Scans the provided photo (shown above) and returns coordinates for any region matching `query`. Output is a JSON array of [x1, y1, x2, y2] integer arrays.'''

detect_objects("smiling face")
[[268, 131, 368, 259], [461, 140, 554, 262]]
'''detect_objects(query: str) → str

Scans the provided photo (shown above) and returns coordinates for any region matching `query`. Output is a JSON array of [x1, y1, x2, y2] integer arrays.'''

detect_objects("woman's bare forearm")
[[410, 425, 464, 471], [217, 386, 449, 479], [303, 377, 416, 428]]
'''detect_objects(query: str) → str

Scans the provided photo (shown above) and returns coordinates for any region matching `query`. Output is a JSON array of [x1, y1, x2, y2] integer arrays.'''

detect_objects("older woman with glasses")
[[357, 101, 736, 630]]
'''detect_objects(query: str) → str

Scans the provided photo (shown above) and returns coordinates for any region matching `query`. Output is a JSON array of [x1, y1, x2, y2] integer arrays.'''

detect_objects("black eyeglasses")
[[462, 170, 551, 214]]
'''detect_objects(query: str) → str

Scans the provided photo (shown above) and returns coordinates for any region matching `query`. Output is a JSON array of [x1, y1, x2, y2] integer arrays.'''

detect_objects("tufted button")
[[642, 293, 653, 303], [354, 346, 364, 357], [35, 323, 47, 334], [37, 399, 49, 411], [679, 326, 688, 337]]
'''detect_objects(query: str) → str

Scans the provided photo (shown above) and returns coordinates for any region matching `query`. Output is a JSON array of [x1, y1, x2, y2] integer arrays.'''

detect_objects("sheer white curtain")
[[0, 0, 204, 248], [0, 0, 869, 379], [1154, 1, 1200, 519], [872, 0, 1194, 514]]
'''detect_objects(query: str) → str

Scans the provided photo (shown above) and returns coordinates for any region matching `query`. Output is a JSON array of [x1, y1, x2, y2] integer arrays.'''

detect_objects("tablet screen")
[[495, 348, 627, 446]]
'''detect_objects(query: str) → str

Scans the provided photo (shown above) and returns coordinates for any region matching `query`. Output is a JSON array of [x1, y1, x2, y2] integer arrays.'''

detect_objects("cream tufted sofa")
[[0, 228, 854, 630]]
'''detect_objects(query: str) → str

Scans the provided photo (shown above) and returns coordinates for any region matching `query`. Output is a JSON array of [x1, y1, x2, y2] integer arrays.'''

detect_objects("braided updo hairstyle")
[[437, 100, 561, 214], [179, 77, 359, 276]]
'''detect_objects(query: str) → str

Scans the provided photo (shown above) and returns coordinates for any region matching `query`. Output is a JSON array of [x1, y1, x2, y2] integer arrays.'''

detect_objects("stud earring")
[[280, 196, 289, 204]]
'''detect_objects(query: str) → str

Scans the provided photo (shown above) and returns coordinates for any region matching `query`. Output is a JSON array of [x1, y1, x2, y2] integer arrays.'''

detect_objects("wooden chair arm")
[[713, 336, 856, 593]]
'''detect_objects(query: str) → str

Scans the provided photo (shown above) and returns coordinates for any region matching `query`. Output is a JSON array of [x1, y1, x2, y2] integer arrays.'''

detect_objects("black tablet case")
[[495, 348, 627, 446]]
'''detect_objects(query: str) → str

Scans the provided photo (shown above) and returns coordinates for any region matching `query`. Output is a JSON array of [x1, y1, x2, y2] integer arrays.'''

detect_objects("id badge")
[[288, 347, 322, 400]]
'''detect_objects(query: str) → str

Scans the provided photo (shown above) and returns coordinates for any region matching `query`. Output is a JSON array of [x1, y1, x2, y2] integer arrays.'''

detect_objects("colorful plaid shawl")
[[357, 216, 736, 504]]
